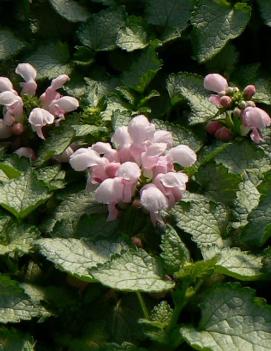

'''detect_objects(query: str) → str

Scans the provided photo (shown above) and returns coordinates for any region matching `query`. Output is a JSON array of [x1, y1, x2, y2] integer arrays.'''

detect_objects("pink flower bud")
[[11, 123, 24, 135], [220, 95, 232, 108], [243, 85, 256, 99], [204, 74, 228, 93], [206, 121, 223, 135], [214, 127, 233, 141], [167, 145, 197, 167], [209, 94, 222, 107], [14, 147, 36, 160], [242, 107, 271, 129]]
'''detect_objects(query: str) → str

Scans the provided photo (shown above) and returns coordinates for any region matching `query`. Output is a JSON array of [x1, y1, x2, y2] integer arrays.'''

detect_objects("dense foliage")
[[1, 0, 271, 350]]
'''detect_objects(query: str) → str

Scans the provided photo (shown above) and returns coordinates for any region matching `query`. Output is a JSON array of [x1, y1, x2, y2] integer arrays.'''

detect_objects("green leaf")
[[116, 16, 148, 52], [0, 29, 25, 60], [203, 246, 263, 280], [171, 197, 224, 250], [0, 222, 40, 257], [71, 124, 107, 138], [0, 155, 29, 179], [26, 42, 71, 79], [196, 163, 241, 205], [0, 171, 51, 219], [241, 172, 271, 247], [232, 180, 260, 229], [0, 327, 35, 350], [160, 224, 190, 274], [191, 0, 251, 62], [205, 43, 239, 76], [215, 140, 271, 175], [38, 238, 127, 281], [49, 0, 90, 22], [153, 119, 204, 151], [84, 77, 118, 107], [35, 121, 75, 166], [167, 72, 217, 124], [257, 0, 271, 26], [181, 283, 271, 351], [0, 276, 48, 323], [44, 190, 100, 237], [121, 44, 162, 93], [78, 8, 125, 51], [91, 248, 175, 292], [35, 165, 66, 191], [145, 0, 192, 42]]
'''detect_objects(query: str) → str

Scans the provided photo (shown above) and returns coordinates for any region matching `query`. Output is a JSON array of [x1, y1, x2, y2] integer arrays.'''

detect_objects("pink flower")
[[0, 77, 14, 93], [15, 63, 37, 96], [0, 91, 24, 122], [111, 126, 132, 149], [141, 143, 168, 173], [204, 74, 228, 94], [95, 177, 124, 220], [242, 107, 271, 143], [92, 142, 119, 162], [214, 127, 233, 141], [69, 148, 104, 171], [28, 108, 55, 139], [153, 130, 173, 147], [128, 115, 155, 144], [140, 184, 168, 224], [167, 145, 197, 167], [48, 96, 79, 122], [116, 161, 141, 202], [242, 107, 271, 129], [154, 172, 188, 207]]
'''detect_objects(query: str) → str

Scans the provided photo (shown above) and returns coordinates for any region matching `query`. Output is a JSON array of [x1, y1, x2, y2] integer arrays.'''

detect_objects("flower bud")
[[14, 147, 36, 160], [204, 74, 228, 93], [243, 85, 256, 99], [214, 127, 233, 141], [238, 101, 247, 109], [220, 95, 232, 108], [11, 122, 24, 135], [246, 101, 256, 108], [233, 107, 241, 117], [225, 87, 234, 95], [206, 121, 223, 135], [242, 107, 271, 129]]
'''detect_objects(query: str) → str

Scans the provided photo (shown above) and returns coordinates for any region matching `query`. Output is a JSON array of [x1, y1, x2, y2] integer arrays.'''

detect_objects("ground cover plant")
[[2, 0, 271, 350]]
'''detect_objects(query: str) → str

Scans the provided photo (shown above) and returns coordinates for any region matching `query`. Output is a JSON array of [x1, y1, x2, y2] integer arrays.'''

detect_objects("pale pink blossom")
[[48, 96, 79, 121], [154, 172, 188, 206], [116, 162, 141, 202], [204, 74, 228, 93], [140, 184, 168, 224], [0, 77, 14, 93], [128, 115, 155, 144], [141, 143, 168, 172], [111, 126, 132, 148], [153, 130, 173, 147], [167, 145, 197, 167], [28, 108, 54, 139], [209, 94, 222, 107], [242, 107, 271, 129], [15, 63, 37, 95], [49, 74, 70, 91], [69, 147, 104, 171], [92, 142, 119, 162], [0, 91, 24, 121]]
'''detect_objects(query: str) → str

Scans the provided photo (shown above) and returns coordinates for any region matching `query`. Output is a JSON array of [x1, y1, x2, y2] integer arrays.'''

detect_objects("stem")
[[136, 291, 150, 319]]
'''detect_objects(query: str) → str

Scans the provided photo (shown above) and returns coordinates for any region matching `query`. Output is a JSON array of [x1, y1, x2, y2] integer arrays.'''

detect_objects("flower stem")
[[136, 291, 150, 319]]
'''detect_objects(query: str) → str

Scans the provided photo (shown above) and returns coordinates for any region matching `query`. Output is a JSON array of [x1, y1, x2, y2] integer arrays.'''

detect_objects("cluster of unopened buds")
[[204, 73, 271, 143], [0, 63, 79, 140], [70, 115, 197, 224]]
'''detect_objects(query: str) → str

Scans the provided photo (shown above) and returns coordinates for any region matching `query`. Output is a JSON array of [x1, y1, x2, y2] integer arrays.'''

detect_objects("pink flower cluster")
[[69, 115, 197, 224], [0, 63, 79, 140], [204, 73, 271, 143]]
